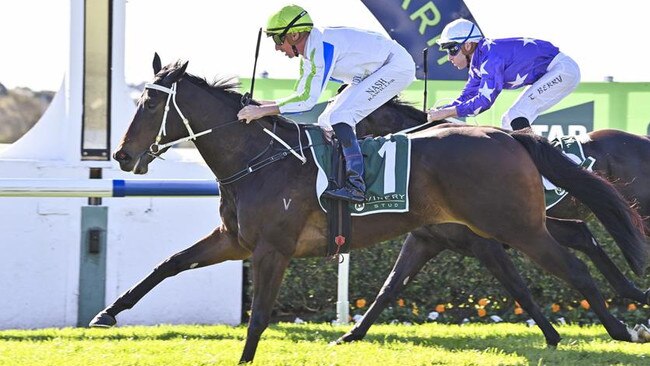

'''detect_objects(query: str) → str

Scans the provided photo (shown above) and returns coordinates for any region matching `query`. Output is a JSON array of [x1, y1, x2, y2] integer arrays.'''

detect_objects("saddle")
[[305, 127, 412, 256]]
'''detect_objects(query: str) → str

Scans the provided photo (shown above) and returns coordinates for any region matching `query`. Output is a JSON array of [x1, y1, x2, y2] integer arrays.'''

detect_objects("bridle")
[[142, 81, 308, 184], [145, 82, 215, 154]]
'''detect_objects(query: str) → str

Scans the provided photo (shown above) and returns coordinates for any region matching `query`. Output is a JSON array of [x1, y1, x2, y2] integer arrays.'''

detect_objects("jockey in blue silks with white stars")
[[427, 18, 581, 131]]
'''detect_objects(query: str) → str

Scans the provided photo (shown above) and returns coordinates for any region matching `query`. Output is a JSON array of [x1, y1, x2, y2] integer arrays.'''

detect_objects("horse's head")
[[114, 53, 190, 174]]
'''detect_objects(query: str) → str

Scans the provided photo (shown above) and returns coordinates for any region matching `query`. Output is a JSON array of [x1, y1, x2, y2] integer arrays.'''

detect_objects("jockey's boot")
[[322, 123, 366, 203], [323, 144, 366, 203], [510, 117, 531, 131]]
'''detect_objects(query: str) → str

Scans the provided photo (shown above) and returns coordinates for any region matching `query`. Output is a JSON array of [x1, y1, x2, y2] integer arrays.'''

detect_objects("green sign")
[[242, 78, 650, 136]]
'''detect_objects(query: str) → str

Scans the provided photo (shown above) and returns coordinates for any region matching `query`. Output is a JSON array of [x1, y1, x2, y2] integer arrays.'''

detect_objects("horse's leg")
[[546, 217, 650, 305], [512, 229, 644, 342], [336, 231, 443, 344], [89, 228, 250, 327], [468, 239, 562, 347], [239, 244, 291, 364]]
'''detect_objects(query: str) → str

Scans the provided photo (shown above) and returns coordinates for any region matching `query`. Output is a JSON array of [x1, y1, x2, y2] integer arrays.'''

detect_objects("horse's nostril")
[[113, 150, 131, 162]]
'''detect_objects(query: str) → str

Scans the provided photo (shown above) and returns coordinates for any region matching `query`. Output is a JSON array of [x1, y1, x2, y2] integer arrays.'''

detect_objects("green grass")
[[0, 323, 648, 365]]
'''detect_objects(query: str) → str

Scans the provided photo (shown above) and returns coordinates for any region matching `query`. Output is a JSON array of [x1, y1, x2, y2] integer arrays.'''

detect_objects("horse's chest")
[[235, 196, 326, 257]]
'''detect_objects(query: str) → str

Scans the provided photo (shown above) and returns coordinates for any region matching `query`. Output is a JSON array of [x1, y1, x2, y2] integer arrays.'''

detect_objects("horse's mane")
[[336, 82, 427, 123], [186, 73, 241, 98], [163, 61, 295, 128], [167, 64, 243, 105], [385, 97, 427, 123], [166, 61, 428, 129]]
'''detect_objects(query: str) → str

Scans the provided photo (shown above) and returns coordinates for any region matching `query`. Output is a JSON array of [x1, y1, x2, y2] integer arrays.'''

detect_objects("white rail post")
[[336, 253, 350, 324]]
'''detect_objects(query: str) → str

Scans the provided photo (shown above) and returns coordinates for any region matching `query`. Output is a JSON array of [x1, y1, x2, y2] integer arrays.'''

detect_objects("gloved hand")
[[427, 107, 449, 123]]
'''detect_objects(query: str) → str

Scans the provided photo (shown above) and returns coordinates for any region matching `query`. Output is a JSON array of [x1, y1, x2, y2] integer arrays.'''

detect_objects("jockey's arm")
[[237, 103, 281, 124], [427, 106, 458, 122]]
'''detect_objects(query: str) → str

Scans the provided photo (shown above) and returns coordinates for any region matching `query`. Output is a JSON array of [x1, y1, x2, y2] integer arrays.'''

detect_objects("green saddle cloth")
[[305, 129, 411, 216], [544, 135, 596, 209]]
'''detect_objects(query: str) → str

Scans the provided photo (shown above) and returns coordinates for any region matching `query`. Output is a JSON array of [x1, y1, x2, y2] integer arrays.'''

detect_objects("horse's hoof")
[[331, 332, 363, 345], [329, 336, 348, 345], [545, 338, 561, 348], [89, 311, 116, 328], [633, 324, 650, 342]]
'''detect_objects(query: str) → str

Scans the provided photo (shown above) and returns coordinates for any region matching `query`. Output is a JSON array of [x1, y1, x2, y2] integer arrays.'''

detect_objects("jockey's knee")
[[502, 108, 534, 131], [332, 122, 357, 147], [510, 117, 531, 130]]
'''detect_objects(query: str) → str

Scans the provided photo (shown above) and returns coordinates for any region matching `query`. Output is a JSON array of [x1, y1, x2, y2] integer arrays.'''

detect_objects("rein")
[[219, 124, 333, 185], [143, 81, 310, 185]]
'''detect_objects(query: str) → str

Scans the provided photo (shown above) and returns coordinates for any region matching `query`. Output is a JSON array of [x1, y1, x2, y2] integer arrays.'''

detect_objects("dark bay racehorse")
[[94, 55, 648, 363], [358, 104, 650, 233], [339, 99, 650, 346]]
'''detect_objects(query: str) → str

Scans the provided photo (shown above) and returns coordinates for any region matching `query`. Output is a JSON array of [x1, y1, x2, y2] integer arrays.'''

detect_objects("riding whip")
[[422, 47, 428, 112], [241, 27, 263, 107]]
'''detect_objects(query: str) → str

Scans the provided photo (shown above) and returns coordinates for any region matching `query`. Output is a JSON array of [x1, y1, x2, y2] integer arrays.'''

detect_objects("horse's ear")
[[153, 53, 162, 74], [179, 60, 189, 75], [167, 60, 189, 82]]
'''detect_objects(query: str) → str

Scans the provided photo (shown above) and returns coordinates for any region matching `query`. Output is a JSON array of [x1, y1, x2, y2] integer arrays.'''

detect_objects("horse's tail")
[[511, 130, 648, 275]]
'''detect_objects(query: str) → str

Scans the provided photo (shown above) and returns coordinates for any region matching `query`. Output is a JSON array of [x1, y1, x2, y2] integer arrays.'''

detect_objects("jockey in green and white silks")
[[238, 4, 415, 203], [275, 26, 415, 126]]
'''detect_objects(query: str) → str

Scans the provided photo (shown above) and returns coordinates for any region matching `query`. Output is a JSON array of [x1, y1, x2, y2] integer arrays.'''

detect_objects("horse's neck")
[[194, 123, 263, 176], [192, 114, 300, 181], [180, 83, 305, 182]]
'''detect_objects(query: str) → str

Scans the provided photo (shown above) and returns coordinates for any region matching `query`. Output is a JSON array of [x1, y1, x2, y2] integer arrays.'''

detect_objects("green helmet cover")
[[266, 5, 313, 35]]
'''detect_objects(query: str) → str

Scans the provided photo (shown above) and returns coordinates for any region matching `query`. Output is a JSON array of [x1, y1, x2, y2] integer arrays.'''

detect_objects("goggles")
[[444, 43, 462, 57], [271, 33, 287, 46], [267, 10, 312, 46]]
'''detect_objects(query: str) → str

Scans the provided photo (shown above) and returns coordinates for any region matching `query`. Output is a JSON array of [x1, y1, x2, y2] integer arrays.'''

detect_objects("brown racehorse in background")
[[338, 99, 650, 346], [92, 55, 648, 363]]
